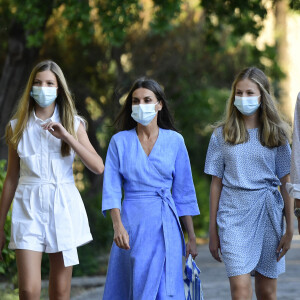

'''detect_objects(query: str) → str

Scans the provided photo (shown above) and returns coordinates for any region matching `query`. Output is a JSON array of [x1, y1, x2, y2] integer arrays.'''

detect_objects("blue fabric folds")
[[184, 255, 204, 300], [102, 128, 200, 299]]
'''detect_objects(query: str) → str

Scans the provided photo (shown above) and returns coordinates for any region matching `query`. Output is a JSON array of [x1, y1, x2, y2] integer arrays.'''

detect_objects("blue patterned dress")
[[102, 128, 200, 299], [205, 127, 291, 278]]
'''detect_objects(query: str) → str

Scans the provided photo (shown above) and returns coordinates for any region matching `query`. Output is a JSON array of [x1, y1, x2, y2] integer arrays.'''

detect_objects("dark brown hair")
[[114, 77, 177, 132]]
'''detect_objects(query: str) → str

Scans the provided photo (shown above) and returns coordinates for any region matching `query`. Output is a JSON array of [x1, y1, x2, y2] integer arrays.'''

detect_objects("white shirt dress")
[[8, 106, 92, 267]]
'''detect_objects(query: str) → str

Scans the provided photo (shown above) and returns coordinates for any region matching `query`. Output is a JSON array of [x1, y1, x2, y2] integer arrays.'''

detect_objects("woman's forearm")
[[0, 177, 18, 229], [281, 175, 294, 233], [209, 176, 223, 233], [180, 215, 196, 239], [0, 145, 20, 230], [64, 131, 104, 174], [110, 208, 123, 228]]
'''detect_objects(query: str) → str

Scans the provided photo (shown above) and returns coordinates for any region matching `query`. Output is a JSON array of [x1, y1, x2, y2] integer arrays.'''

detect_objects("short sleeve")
[[74, 115, 87, 132], [172, 135, 200, 217], [204, 130, 224, 178], [101, 136, 123, 216], [275, 142, 291, 179]]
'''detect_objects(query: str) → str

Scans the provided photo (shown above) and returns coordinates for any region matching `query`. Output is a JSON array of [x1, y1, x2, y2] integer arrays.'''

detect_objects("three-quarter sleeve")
[[102, 136, 123, 216], [172, 136, 200, 217], [287, 92, 300, 198], [204, 130, 224, 178]]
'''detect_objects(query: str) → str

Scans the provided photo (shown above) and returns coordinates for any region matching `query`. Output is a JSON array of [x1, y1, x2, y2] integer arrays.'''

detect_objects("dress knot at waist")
[[224, 183, 283, 240], [18, 176, 78, 267]]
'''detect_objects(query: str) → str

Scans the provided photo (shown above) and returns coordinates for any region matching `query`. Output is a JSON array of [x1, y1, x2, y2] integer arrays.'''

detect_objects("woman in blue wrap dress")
[[102, 78, 200, 299], [205, 67, 293, 300]]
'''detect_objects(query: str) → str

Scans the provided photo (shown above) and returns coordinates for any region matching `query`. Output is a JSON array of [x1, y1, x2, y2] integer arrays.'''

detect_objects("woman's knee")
[[49, 285, 71, 300], [256, 284, 276, 300], [255, 272, 277, 300], [230, 275, 252, 300], [231, 284, 252, 300], [19, 285, 41, 300]]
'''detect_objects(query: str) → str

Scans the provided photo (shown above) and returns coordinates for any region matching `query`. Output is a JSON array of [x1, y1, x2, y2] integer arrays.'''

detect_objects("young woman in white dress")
[[0, 60, 104, 300]]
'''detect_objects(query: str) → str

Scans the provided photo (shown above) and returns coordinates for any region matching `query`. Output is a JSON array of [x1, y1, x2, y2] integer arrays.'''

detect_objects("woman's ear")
[[157, 100, 163, 111]]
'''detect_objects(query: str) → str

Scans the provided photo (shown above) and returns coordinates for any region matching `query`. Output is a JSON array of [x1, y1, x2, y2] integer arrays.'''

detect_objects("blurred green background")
[[0, 0, 299, 293]]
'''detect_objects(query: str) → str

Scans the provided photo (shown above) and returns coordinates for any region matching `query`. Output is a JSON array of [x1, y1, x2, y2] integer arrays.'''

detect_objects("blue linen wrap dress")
[[102, 128, 200, 300], [204, 127, 291, 278]]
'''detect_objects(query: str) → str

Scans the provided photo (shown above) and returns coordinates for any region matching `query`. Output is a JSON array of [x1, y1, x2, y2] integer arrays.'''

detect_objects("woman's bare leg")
[[229, 273, 252, 300], [48, 252, 73, 300], [16, 249, 43, 300], [255, 272, 277, 300]]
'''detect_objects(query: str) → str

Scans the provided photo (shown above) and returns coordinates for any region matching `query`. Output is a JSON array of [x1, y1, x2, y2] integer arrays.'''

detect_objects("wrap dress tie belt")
[[263, 183, 284, 241], [18, 176, 78, 267], [124, 188, 185, 296], [225, 183, 284, 240]]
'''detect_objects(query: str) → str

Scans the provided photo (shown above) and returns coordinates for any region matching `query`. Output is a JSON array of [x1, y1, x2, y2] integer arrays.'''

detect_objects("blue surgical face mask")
[[234, 96, 261, 116], [30, 86, 57, 108], [131, 102, 159, 126]]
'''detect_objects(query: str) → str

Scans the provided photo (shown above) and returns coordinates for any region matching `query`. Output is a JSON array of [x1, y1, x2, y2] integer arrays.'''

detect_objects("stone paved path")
[[72, 220, 300, 300], [195, 228, 300, 300]]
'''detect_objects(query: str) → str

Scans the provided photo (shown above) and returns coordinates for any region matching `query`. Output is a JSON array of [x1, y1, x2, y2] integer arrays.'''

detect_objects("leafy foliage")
[[202, 0, 267, 39], [290, 0, 300, 10], [97, 0, 141, 46], [150, 0, 182, 33], [0, 1, 295, 280]]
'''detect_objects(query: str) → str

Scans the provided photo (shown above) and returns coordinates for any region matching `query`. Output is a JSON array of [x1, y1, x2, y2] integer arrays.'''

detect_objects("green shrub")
[[72, 191, 113, 277], [192, 170, 210, 237]]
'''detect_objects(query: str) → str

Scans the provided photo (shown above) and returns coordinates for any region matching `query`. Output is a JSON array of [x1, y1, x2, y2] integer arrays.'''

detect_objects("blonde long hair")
[[6, 60, 78, 156], [220, 67, 291, 147]]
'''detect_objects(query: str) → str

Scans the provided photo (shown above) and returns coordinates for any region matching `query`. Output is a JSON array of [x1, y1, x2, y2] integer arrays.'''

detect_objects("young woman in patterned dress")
[[205, 67, 293, 300]]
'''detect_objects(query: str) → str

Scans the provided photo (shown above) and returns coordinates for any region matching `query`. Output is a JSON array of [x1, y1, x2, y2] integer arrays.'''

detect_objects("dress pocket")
[[50, 152, 74, 181], [19, 154, 41, 177]]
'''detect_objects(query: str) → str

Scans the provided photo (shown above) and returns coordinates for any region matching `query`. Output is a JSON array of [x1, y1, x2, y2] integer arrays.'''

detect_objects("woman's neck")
[[34, 103, 56, 120], [243, 112, 260, 129], [136, 122, 159, 139]]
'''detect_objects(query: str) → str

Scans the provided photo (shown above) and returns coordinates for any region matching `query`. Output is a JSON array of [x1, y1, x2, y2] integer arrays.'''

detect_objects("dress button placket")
[[40, 127, 50, 224]]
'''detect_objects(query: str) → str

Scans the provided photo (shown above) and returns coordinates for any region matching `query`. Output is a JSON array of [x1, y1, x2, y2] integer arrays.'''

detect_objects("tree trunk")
[[274, 0, 290, 120], [0, 22, 39, 160]]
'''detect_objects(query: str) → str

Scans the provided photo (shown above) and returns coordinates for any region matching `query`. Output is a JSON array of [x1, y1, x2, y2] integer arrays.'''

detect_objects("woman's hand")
[[0, 229, 6, 261], [113, 223, 130, 250], [180, 215, 198, 259], [209, 229, 222, 262], [42, 121, 104, 174], [277, 230, 293, 261], [42, 122, 69, 141], [186, 236, 197, 259]]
